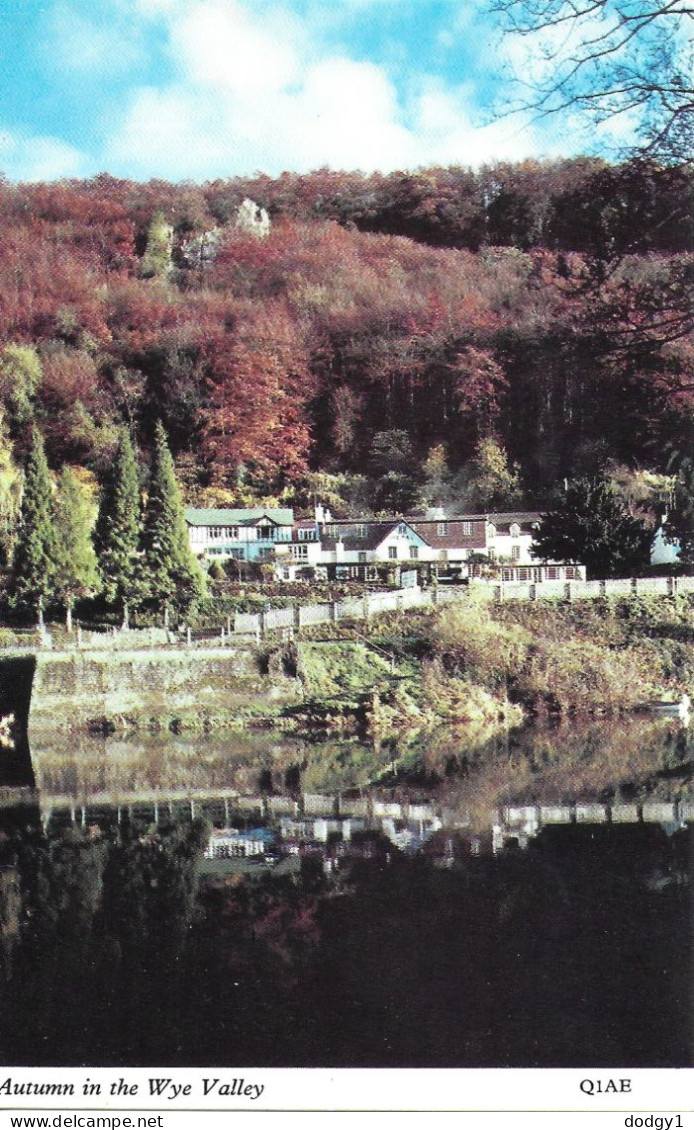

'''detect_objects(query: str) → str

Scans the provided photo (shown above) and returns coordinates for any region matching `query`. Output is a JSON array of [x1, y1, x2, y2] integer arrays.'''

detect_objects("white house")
[[281, 516, 437, 583], [185, 508, 294, 564]]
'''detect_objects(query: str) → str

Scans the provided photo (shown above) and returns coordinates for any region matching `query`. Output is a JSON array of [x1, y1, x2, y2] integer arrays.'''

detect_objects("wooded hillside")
[[0, 157, 691, 527]]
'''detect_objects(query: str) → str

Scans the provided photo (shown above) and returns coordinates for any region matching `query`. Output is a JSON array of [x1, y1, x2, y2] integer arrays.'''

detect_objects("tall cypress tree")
[[141, 421, 204, 621], [54, 468, 101, 632], [12, 429, 57, 626], [93, 429, 141, 628]]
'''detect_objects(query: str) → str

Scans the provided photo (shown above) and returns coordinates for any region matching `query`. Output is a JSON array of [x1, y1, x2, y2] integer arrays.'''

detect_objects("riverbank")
[[4, 590, 694, 743]]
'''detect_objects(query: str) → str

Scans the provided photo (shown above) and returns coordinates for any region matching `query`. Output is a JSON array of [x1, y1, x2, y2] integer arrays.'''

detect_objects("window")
[[511, 545, 521, 561], [324, 525, 339, 540], [257, 525, 275, 541], [292, 544, 309, 559], [298, 528, 318, 541], [437, 521, 448, 537], [510, 524, 521, 538], [547, 566, 559, 580], [488, 548, 496, 561], [230, 549, 245, 560], [461, 521, 472, 536], [358, 551, 367, 563], [353, 524, 366, 539], [388, 546, 398, 559], [519, 567, 531, 581], [410, 545, 419, 559]]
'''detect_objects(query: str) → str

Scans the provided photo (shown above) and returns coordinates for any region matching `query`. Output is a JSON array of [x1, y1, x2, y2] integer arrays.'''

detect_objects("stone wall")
[[27, 646, 302, 736]]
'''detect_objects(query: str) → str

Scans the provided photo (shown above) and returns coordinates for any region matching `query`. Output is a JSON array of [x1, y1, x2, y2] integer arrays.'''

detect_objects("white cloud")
[[171, 0, 300, 93], [101, 0, 555, 178], [44, 2, 144, 76], [0, 128, 86, 182]]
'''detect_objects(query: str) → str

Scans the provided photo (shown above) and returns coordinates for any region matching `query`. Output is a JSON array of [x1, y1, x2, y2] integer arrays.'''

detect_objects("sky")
[[0, 0, 623, 184]]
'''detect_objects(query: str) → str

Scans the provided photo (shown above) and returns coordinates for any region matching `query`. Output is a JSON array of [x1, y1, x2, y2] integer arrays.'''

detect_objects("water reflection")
[[0, 716, 689, 1068]]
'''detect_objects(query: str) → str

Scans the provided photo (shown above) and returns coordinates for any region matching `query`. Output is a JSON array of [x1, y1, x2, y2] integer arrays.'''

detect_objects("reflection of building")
[[279, 815, 365, 844], [204, 827, 276, 858], [380, 814, 443, 852]]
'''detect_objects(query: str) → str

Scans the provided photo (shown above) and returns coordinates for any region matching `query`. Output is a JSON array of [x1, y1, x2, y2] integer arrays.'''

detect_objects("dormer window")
[[487, 524, 497, 539], [437, 522, 448, 537], [510, 524, 521, 538]]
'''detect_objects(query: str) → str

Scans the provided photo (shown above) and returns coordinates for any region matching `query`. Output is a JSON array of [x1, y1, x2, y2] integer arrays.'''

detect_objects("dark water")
[[0, 718, 691, 1068]]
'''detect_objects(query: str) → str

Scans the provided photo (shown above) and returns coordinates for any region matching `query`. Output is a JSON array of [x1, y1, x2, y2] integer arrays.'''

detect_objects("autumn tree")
[[93, 430, 142, 628], [419, 444, 453, 510], [532, 476, 653, 577], [11, 430, 57, 626], [53, 468, 100, 631], [140, 421, 204, 622], [455, 437, 524, 511]]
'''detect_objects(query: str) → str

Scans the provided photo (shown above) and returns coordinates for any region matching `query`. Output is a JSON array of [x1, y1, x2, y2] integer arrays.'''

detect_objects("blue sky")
[[0, 0, 614, 183]]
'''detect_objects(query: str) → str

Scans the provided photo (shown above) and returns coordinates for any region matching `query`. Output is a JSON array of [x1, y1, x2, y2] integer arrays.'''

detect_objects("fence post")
[[600, 579, 607, 598], [363, 594, 371, 619], [294, 605, 302, 632], [259, 611, 266, 638], [77, 625, 83, 649], [631, 577, 639, 595], [187, 626, 191, 647], [529, 583, 537, 601], [564, 582, 572, 602], [329, 601, 338, 624], [220, 625, 225, 646]]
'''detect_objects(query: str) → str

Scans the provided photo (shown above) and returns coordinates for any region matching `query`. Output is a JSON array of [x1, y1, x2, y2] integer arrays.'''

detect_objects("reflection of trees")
[[0, 802, 688, 1067], [29, 733, 307, 800], [396, 714, 693, 827], [0, 816, 206, 1065]]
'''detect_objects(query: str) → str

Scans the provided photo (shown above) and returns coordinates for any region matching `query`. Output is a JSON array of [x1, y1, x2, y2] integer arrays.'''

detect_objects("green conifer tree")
[[139, 212, 173, 279], [93, 430, 142, 628], [11, 429, 57, 626], [54, 468, 101, 632], [140, 421, 204, 622]]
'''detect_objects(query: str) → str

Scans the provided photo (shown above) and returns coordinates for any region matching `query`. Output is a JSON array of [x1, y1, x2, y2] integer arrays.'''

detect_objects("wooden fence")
[[2, 575, 692, 651]]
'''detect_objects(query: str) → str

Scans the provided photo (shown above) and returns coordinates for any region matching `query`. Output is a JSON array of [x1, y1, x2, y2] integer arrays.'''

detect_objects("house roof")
[[321, 519, 428, 551], [407, 516, 487, 549], [487, 511, 542, 532], [185, 508, 294, 527]]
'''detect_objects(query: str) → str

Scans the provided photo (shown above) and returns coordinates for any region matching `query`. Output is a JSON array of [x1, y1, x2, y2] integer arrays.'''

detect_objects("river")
[[0, 714, 690, 1067]]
